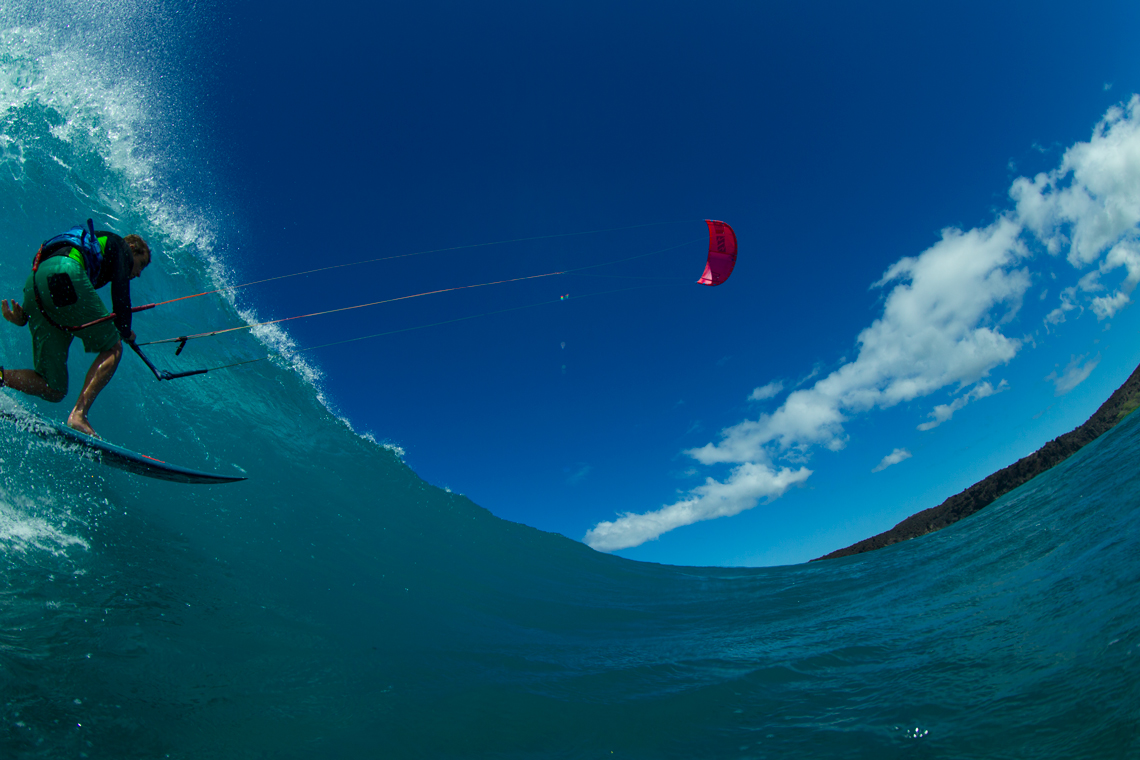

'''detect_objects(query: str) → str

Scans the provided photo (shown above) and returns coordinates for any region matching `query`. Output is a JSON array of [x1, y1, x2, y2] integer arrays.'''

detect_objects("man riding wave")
[[2, 224, 151, 438]]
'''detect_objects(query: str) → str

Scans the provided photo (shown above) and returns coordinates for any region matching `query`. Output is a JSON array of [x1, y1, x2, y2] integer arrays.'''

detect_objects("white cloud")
[[687, 218, 1028, 466], [1047, 354, 1100, 396], [583, 463, 811, 552], [565, 463, 592, 485], [587, 221, 1029, 550], [872, 448, 912, 473], [1014, 98, 1140, 324], [585, 98, 1140, 552], [749, 380, 784, 401], [1012, 95, 1140, 266], [1045, 285, 1079, 326], [917, 380, 1007, 431], [1089, 240, 1140, 319]]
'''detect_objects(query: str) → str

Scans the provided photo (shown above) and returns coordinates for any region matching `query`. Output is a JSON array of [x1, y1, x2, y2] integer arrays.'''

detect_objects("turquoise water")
[[2, 16, 1140, 760]]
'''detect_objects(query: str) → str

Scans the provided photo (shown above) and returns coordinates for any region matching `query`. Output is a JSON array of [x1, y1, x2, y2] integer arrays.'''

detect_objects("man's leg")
[[17, 261, 77, 405], [66, 342, 122, 438], [1, 369, 66, 402]]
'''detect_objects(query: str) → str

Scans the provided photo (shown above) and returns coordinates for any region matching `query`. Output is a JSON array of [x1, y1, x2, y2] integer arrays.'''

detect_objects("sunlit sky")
[[187, 0, 1140, 566]]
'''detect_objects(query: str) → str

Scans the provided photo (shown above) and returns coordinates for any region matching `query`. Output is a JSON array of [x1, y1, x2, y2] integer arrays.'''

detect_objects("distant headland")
[[814, 361, 1140, 562]]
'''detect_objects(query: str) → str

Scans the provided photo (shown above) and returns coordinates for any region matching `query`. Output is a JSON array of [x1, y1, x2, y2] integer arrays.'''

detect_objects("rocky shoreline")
[[813, 361, 1140, 562]]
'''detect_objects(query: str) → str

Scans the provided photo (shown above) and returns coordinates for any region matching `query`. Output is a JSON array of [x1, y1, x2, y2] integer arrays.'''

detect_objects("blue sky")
[[177, 0, 1140, 566]]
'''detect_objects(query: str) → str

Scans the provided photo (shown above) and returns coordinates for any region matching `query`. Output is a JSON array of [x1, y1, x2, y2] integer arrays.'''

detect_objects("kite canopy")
[[697, 220, 738, 286]]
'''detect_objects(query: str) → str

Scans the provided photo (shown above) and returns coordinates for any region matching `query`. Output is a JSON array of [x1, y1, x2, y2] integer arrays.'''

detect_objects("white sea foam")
[[0, 489, 88, 558], [356, 430, 407, 460]]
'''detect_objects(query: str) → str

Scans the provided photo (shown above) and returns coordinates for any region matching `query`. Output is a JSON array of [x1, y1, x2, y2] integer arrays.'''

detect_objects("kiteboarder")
[[1, 223, 151, 438]]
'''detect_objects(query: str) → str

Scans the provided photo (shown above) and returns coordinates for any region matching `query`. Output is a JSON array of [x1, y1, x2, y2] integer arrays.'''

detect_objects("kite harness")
[[28, 220, 190, 380], [29, 219, 158, 333]]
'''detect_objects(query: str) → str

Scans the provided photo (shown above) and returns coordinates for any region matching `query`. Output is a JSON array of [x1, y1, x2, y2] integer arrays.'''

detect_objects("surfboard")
[[1, 410, 246, 484]]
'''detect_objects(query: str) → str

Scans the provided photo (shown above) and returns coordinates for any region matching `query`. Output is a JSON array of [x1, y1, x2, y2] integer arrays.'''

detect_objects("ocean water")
[[3, 9, 1140, 760]]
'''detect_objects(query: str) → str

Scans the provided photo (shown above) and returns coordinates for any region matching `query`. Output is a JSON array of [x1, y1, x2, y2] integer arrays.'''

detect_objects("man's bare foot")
[[67, 409, 100, 439]]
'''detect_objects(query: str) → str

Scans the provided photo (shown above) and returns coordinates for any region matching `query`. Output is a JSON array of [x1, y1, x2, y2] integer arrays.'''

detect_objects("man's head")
[[125, 234, 151, 279]]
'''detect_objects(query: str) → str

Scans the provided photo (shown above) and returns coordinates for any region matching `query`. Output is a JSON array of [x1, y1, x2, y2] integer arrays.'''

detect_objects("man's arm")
[[103, 236, 135, 339]]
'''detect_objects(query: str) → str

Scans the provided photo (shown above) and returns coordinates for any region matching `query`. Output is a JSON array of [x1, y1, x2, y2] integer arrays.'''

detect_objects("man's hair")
[[124, 234, 151, 263]]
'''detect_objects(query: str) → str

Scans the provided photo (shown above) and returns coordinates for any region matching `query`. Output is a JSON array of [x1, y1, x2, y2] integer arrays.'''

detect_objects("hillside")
[[814, 362, 1140, 561]]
